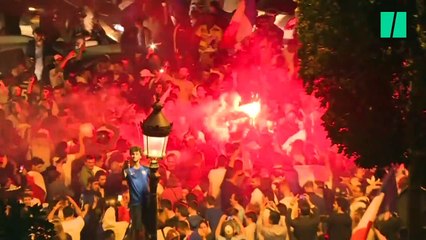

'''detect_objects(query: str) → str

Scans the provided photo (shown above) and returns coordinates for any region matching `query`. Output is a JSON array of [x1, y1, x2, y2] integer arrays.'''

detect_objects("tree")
[[297, 0, 426, 237]]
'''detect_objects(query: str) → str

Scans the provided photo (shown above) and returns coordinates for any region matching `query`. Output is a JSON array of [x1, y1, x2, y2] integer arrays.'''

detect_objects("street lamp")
[[141, 103, 172, 240]]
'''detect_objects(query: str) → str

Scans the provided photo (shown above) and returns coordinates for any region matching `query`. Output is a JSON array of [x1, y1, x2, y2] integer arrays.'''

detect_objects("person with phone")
[[215, 212, 245, 240], [198, 220, 212, 240], [287, 194, 320, 240]]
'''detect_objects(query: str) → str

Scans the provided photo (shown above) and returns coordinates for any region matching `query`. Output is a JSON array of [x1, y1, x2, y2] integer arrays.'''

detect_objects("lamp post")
[[141, 103, 172, 240]]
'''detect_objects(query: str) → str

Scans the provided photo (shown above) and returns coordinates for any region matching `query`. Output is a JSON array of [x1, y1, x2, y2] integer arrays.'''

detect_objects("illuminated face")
[[98, 175, 107, 187], [85, 158, 95, 170], [131, 151, 142, 162], [199, 222, 209, 234], [34, 33, 44, 42], [43, 89, 50, 99], [23, 197, 32, 207], [33, 164, 44, 173], [122, 192, 130, 203], [91, 181, 100, 191], [155, 84, 163, 94]]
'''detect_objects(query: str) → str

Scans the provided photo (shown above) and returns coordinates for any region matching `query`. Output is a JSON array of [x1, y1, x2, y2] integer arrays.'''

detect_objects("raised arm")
[[159, 86, 172, 105], [74, 132, 86, 160], [67, 196, 88, 219], [215, 215, 227, 238], [47, 201, 63, 221], [59, 51, 77, 70], [228, 146, 241, 168]]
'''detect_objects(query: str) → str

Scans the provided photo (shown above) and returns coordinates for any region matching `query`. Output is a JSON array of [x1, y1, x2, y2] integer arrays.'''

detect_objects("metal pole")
[[148, 158, 159, 240]]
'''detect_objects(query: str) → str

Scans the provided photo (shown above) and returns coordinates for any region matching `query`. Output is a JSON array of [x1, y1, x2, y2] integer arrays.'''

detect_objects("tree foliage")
[[297, 0, 426, 168]]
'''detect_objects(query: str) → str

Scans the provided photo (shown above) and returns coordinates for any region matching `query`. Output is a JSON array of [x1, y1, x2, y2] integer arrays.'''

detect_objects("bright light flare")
[[149, 43, 157, 50], [113, 24, 124, 32], [28, 7, 37, 11], [159, 68, 165, 73], [238, 100, 261, 119]]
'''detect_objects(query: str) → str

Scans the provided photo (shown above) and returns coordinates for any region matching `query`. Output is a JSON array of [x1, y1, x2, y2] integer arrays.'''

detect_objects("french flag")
[[222, 0, 257, 48], [351, 170, 397, 240]]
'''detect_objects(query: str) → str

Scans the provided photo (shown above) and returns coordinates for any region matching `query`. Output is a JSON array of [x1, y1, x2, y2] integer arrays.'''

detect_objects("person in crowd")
[[327, 197, 352, 240], [220, 167, 243, 212], [244, 211, 257, 240], [117, 190, 131, 223], [45, 167, 73, 203], [188, 200, 203, 230], [198, 219, 213, 240], [47, 196, 88, 240], [208, 155, 227, 199], [351, 207, 387, 240], [26, 28, 54, 84], [204, 195, 222, 237], [94, 155, 107, 174], [303, 181, 326, 215], [130, 69, 155, 111], [257, 205, 288, 240], [230, 193, 245, 223], [177, 220, 197, 239], [161, 199, 179, 228], [208, 1, 232, 30], [52, 132, 86, 188], [95, 170, 107, 198], [124, 146, 150, 240], [278, 180, 296, 208], [288, 195, 320, 240], [375, 211, 402, 240], [175, 203, 190, 223], [26, 157, 47, 203], [80, 176, 103, 240], [79, 155, 96, 188], [120, 17, 153, 59], [102, 199, 130, 240], [215, 213, 245, 240], [171, 67, 195, 102], [195, 13, 223, 68], [50, 217, 71, 240], [49, 51, 78, 88], [105, 156, 126, 198], [0, 3, 416, 240]]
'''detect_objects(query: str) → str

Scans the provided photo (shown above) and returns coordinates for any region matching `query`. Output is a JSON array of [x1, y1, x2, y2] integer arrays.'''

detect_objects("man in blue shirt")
[[124, 146, 150, 240]]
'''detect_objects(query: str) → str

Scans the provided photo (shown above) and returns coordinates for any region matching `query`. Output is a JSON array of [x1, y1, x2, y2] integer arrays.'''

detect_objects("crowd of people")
[[0, 1, 420, 240]]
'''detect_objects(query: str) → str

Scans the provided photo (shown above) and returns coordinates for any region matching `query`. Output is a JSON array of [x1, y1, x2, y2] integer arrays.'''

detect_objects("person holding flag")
[[351, 169, 399, 240], [221, 0, 257, 49]]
